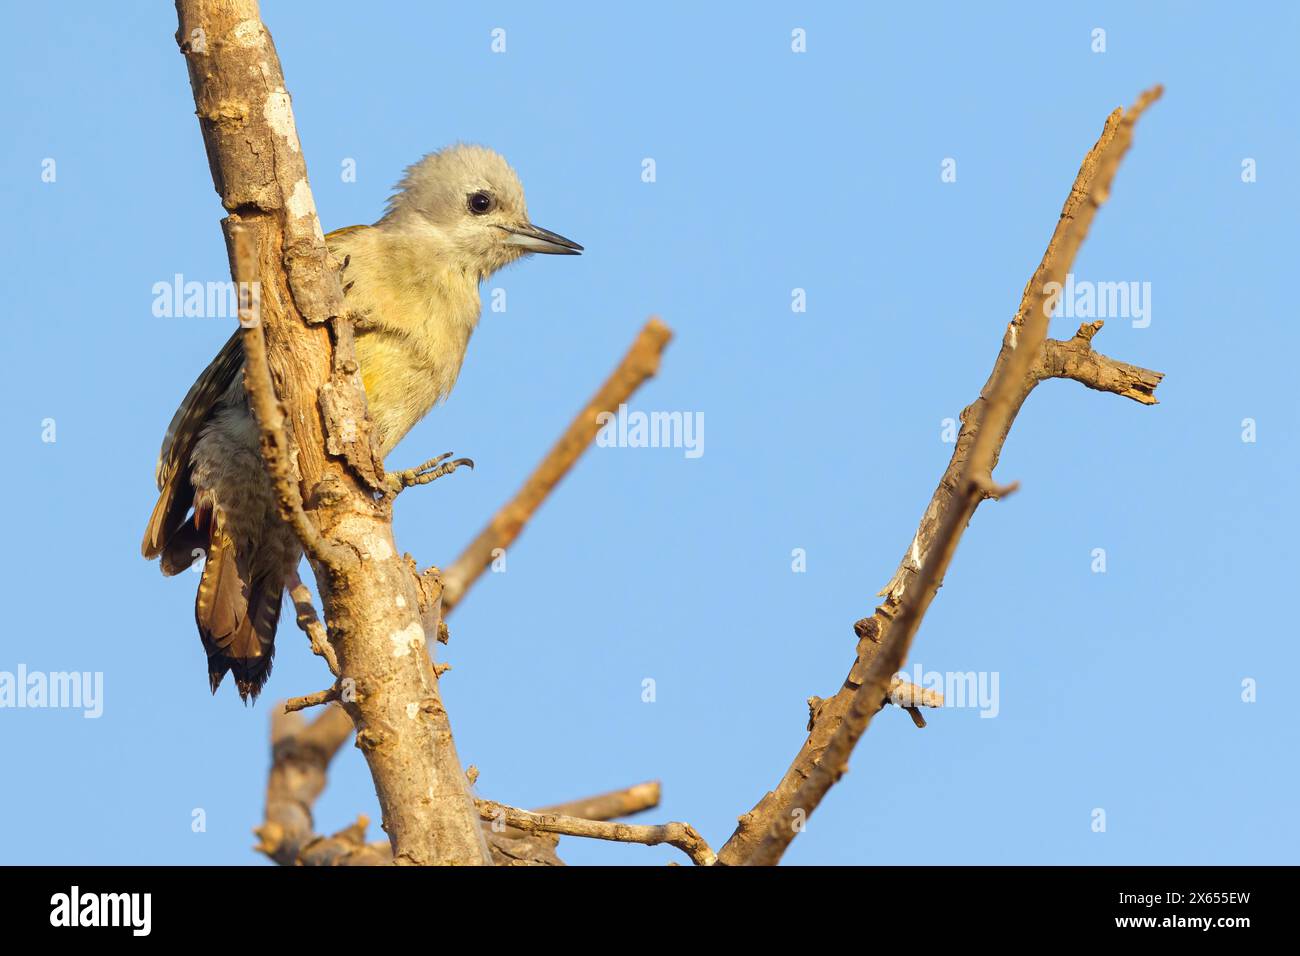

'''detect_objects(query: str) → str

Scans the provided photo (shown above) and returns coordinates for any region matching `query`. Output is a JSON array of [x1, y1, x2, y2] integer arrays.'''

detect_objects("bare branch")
[[1038, 320, 1164, 404], [260, 701, 663, 866], [286, 571, 340, 677], [284, 685, 340, 713], [720, 87, 1165, 866], [888, 677, 944, 710], [229, 227, 354, 572], [535, 781, 663, 821], [292, 817, 393, 867], [259, 317, 675, 864], [255, 705, 382, 865], [440, 318, 673, 611], [176, 0, 489, 865], [476, 800, 717, 866]]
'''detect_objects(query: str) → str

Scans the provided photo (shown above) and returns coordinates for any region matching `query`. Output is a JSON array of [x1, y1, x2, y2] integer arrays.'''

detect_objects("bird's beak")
[[500, 222, 583, 255]]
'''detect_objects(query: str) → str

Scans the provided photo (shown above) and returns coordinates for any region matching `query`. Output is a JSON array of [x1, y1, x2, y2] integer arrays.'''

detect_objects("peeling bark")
[[175, 0, 489, 865]]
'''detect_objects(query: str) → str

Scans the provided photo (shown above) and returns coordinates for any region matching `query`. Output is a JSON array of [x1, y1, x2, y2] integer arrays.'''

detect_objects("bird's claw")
[[382, 452, 474, 499]]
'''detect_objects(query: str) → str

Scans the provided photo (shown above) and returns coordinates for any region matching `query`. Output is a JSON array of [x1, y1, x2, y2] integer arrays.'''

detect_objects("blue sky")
[[1, 2, 1296, 865]]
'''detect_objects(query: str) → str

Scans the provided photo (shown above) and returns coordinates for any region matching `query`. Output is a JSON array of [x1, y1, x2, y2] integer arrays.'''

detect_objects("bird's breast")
[[353, 294, 479, 455], [331, 228, 483, 455]]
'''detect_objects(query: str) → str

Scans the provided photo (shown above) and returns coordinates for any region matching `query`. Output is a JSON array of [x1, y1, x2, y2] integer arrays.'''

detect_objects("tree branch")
[[286, 571, 340, 677], [1037, 320, 1163, 403], [176, 0, 489, 865], [258, 701, 666, 866], [477, 800, 717, 866], [254, 705, 390, 866], [283, 685, 341, 713], [719, 86, 1165, 866], [230, 227, 352, 571], [255, 314, 673, 864], [440, 318, 673, 611], [534, 781, 663, 821]]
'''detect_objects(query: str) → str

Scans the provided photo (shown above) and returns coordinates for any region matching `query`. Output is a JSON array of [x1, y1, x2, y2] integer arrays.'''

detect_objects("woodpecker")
[[142, 145, 582, 702]]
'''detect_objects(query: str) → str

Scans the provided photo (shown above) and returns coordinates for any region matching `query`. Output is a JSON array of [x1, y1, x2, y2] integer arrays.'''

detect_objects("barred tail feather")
[[196, 526, 281, 703]]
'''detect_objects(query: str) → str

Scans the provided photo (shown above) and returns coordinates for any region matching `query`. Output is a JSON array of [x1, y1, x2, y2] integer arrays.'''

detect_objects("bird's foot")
[[382, 452, 474, 500]]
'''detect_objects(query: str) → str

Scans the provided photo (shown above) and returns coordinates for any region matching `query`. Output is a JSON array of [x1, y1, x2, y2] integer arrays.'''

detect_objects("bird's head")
[[381, 144, 582, 278]]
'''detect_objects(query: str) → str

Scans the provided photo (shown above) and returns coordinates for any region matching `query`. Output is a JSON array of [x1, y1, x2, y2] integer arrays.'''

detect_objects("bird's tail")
[[195, 524, 281, 703]]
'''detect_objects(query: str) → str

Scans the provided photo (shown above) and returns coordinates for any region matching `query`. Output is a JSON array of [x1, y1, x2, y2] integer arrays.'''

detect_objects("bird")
[[142, 145, 582, 703]]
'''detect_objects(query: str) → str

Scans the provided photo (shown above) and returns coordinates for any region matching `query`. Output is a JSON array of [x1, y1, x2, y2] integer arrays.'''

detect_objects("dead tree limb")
[[254, 705, 390, 866], [477, 800, 717, 866], [719, 86, 1165, 866], [256, 317, 672, 864], [175, 0, 488, 865], [535, 781, 662, 821], [259, 703, 667, 865], [440, 318, 673, 611]]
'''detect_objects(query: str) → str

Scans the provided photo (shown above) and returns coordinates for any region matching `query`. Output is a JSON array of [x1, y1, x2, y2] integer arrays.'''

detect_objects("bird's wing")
[[142, 330, 244, 561], [153, 330, 244, 490], [156, 224, 368, 487]]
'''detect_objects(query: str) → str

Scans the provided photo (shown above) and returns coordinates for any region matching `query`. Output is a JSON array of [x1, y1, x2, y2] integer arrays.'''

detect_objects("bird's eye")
[[467, 191, 494, 215]]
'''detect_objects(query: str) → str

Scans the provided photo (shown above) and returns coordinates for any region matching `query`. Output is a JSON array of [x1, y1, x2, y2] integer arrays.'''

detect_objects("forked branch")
[[259, 319, 674, 864], [721, 86, 1165, 866]]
